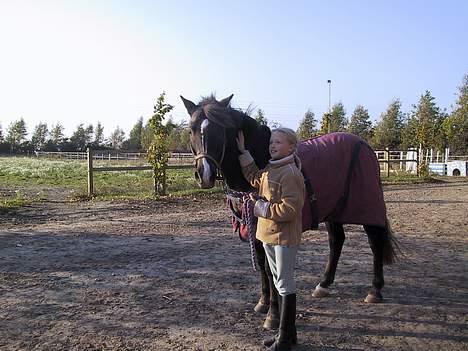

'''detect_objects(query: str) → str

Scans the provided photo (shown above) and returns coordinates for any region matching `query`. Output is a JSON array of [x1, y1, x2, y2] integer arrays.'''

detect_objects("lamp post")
[[327, 79, 332, 133]]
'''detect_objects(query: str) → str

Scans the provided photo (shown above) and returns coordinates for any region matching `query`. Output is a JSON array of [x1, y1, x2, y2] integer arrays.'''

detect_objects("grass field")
[[0, 156, 430, 212], [0, 156, 219, 211]]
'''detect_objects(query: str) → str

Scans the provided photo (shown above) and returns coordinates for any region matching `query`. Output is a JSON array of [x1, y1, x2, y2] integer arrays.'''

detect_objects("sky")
[[0, 0, 467, 138]]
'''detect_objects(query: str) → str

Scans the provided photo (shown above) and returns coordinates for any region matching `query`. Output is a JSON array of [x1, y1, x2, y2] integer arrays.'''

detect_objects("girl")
[[237, 128, 305, 351]]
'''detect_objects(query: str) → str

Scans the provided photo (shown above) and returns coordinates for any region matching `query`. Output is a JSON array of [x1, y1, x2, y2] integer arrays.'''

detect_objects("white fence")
[[35, 151, 193, 165], [374, 149, 419, 176], [35, 148, 467, 177]]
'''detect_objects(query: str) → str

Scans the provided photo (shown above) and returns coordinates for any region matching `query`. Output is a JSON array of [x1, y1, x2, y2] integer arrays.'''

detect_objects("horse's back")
[[298, 132, 386, 230]]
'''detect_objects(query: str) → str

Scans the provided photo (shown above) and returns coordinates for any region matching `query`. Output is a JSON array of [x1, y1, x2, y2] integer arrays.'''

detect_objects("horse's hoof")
[[263, 317, 279, 330], [254, 301, 270, 314], [312, 284, 330, 298], [364, 293, 383, 303]]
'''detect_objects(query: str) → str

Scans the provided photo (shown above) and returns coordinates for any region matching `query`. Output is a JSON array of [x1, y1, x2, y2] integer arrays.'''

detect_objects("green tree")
[[167, 120, 189, 152], [348, 105, 373, 142], [85, 124, 94, 144], [0, 123, 7, 153], [108, 127, 125, 149], [6, 118, 28, 151], [50, 123, 65, 144], [319, 112, 330, 135], [146, 91, 174, 195], [443, 74, 468, 155], [126, 117, 144, 150], [400, 114, 418, 149], [320, 103, 347, 134], [297, 109, 317, 140], [31, 122, 49, 151], [141, 120, 155, 150], [373, 99, 404, 149], [254, 108, 268, 126], [406, 91, 445, 150], [93, 122, 105, 147], [70, 124, 92, 151], [179, 127, 191, 152]]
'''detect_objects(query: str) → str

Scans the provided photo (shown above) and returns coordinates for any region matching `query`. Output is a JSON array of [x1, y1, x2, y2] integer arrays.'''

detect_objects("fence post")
[[162, 167, 167, 196], [153, 169, 157, 195], [87, 147, 94, 196], [416, 149, 420, 177], [385, 148, 390, 177]]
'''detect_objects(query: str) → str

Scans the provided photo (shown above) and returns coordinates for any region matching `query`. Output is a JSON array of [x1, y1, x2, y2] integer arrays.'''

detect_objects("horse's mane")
[[196, 94, 259, 132], [198, 94, 220, 106]]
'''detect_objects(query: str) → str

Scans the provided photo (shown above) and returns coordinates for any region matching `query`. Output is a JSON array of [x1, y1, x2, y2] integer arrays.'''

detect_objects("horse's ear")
[[219, 94, 234, 108], [180, 96, 197, 115]]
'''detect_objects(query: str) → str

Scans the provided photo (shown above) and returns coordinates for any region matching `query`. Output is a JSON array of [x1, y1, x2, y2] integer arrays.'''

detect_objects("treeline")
[[0, 116, 191, 154], [293, 75, 467, 155], [1, 75, 466, 155]]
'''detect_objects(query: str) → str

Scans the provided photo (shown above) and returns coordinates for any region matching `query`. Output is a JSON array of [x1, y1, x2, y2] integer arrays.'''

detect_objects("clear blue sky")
[[0, 0, 467, 138]]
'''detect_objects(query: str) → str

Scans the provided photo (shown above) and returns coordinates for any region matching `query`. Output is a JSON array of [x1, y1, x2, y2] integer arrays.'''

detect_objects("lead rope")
[[242, 194, 258, 271], [227, 189, 258, 271]]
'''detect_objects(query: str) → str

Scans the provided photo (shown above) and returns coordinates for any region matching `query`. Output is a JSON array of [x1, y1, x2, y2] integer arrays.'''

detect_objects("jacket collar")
[[268, 154, 295, 168]]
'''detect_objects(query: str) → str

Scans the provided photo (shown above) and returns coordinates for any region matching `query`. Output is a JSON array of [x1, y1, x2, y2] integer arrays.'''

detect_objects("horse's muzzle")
[[194, 170, 216, 189]]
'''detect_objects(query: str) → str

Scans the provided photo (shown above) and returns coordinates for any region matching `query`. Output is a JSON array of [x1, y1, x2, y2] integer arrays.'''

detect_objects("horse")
[[180, 94, 398, 330]]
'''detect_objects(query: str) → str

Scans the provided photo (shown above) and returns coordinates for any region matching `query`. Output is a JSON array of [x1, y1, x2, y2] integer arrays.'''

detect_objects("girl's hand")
[[249, 193, 265, 202], [236, 130, 246, 153]]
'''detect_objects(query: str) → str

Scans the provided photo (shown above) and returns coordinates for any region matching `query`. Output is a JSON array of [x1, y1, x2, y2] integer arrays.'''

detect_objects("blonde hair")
[[271, 127, 298, 147], [271, 127, 301, 169]]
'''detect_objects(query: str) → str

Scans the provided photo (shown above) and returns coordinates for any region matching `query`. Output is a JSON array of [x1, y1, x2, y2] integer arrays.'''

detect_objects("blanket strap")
[[302, 173, 319, 230]]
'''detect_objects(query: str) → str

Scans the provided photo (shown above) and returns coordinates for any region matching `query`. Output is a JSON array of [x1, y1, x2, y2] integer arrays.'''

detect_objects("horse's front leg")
[[313, 221, 345, 298], [254, 239, 270, 313], [254, 239, 280, 330], [363, 225, 385, 303]]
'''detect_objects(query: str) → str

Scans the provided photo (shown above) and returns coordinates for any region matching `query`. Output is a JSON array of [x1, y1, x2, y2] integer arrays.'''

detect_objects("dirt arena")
[[1, 179, 467, 350]]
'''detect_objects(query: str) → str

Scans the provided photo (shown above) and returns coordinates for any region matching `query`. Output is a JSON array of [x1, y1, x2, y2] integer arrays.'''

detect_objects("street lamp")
[[327, 79, 332, 133]]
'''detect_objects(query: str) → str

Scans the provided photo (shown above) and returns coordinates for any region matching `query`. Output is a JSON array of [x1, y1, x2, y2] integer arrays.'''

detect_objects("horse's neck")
[[246, 125, 270, 168], [221, 122, 270, 192]]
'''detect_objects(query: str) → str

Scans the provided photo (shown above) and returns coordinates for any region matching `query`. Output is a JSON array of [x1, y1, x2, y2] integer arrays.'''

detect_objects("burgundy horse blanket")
[[298, 132, 387, 231]]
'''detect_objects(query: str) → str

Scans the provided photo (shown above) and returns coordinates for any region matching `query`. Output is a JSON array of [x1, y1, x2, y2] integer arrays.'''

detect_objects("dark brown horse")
[[181, 94, 398, 330]]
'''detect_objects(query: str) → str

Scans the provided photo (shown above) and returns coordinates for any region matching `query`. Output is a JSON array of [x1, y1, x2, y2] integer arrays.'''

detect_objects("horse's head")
[[180, 94, 240, 188]]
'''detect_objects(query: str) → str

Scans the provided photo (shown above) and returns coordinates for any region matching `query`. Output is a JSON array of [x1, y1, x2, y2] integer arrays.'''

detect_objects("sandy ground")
[[1, 180, 467, 351]]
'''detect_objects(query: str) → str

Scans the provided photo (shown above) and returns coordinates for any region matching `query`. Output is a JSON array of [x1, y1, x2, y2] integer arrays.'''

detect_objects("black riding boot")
[[265, 294, 297, 350]]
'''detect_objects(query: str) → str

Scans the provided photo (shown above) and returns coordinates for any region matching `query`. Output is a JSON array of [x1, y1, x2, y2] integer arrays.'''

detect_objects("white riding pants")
[[263, 243, 298, 296]]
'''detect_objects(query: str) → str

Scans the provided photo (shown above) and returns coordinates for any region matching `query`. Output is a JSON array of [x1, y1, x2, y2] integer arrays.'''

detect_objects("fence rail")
[[83, 146, 452, 196], [86, 148, 193, 196], [36, 150, 193, 165], [374, 148, 419, 177]]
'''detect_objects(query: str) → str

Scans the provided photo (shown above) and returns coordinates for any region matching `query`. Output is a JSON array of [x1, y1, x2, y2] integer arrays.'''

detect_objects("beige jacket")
[[239, 152, 305, 246]]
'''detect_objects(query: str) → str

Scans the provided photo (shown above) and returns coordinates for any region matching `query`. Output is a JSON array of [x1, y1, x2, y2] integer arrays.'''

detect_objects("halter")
[[192, 122, 226, 171], [193, 151, 224, 170]]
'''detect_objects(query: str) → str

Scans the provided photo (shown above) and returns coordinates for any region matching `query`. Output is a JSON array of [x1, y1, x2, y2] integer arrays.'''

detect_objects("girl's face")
[[269, 132, 295, 160]]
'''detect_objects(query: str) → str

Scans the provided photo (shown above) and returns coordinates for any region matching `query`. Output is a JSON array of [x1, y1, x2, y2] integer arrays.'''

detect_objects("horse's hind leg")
[[363, 224, 386, 303], [313, 221, 345, 298]]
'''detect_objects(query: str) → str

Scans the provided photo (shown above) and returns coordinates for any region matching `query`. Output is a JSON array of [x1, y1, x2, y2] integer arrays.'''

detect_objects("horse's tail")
[[383, 218, 400, 265]]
